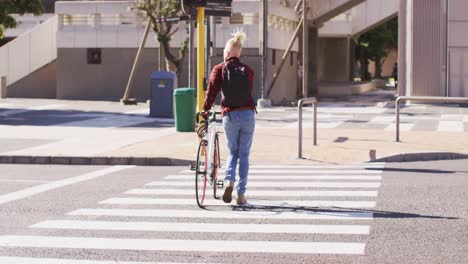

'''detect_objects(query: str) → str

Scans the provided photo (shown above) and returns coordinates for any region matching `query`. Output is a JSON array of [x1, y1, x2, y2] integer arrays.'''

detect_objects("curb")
[[0, 156, 192, 166], [370, 152, 468, 163]]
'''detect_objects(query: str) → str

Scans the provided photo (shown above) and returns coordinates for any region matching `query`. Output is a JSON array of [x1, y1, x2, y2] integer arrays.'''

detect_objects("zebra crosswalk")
[[0, 163, 385, 263]]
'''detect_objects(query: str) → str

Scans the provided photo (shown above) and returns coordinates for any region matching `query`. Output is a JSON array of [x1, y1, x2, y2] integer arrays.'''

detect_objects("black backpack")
[[221, 61, 250, 108]]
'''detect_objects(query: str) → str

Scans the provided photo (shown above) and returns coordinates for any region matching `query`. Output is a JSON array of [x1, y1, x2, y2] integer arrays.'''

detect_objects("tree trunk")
[[359, 48, 369, 81], [374, 57, 382, 79]]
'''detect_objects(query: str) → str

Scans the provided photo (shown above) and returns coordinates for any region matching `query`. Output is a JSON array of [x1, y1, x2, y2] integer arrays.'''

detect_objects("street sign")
[[205, 0, 232, 17]]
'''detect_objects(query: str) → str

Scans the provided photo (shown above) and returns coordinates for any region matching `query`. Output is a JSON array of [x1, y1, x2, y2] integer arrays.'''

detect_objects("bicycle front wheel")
[[195, 139, 208, 208], [213, 134, 221, 199]]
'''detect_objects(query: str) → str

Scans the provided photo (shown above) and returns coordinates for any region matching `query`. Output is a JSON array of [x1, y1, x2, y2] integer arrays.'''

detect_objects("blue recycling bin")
[[149, 71, 177, 118]]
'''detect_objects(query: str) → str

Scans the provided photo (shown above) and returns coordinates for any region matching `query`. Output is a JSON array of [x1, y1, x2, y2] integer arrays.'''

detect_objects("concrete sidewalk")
[[2, 126, 468, 165], [1, 95, 468, 165], [101, 127, 468, 165]]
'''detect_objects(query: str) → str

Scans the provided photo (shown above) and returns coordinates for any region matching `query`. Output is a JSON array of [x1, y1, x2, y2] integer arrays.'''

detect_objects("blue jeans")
[[222, 110, 255, 195]]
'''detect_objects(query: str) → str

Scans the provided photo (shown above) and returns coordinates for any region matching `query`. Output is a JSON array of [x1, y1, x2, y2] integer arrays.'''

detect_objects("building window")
[[87, 48, 102, 64], [272, 49, 276, 65]]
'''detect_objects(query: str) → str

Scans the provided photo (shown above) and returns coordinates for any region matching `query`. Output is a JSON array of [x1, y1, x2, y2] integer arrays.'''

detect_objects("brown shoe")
[[223, 186, 233, 203], [236, 194, 247, 205]]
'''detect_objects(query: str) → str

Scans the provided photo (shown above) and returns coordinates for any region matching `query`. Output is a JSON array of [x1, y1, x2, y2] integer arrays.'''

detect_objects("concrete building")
[[399, 0, 468, 97], [1, 0, 467, 104]]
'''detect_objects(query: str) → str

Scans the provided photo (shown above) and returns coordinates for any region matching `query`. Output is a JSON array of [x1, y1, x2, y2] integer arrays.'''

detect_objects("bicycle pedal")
[[216, 181, 224, 188]]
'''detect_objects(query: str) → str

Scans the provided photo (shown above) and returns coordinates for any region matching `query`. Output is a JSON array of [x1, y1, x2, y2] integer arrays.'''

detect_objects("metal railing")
[[395, 96, 468, 142], [298, 97, 318, 159]]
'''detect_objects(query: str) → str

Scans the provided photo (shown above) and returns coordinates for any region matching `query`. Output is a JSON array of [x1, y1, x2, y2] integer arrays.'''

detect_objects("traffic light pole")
[[197, 7, 205, 112]]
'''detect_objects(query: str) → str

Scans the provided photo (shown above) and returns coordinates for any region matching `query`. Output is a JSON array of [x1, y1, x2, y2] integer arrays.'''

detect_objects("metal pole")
[[302, 0, 309, 98], [206, 15, 211, 78], [298, 97, 318, 158], [446, 0, 450, 97], [261, 0, 268, 99], [197, 7, 205, 112], [298, 99, 303, 158], [188, 21, 193, 87], [313, 101, 317, 146], [209, 16, 215, 71], [395, 96, 468, 142], [121, 18, 151, 104], [396, 98, 400, 142]]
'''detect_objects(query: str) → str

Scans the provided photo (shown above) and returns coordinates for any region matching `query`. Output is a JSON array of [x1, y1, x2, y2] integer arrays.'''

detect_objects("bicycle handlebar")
[[196, 111, 221, 123]]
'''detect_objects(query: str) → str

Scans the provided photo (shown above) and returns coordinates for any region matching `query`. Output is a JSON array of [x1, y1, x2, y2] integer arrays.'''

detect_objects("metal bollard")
[[298, 97, 318, 159], [1, 76, 6, 99]]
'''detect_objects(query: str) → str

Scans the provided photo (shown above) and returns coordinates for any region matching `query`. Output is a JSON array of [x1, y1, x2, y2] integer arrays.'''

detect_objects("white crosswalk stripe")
[[0, 257, 197, 264], [165, 175, 382, 180], [0, 164, 384, 261], [68, 208, 374, 220], [179, 169, 382, 174], [99, 197, 377, 208], [31, 220, 370, 235], [125, 188, 379, 197], [0, 236, 366, 255], [146, 181, 381, 188]]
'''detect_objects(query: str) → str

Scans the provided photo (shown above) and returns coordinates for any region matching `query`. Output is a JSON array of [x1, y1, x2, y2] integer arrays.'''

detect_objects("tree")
[[0, 0, 43, 39], [135, 0, 189, 81], [356, 17, 398, 80]]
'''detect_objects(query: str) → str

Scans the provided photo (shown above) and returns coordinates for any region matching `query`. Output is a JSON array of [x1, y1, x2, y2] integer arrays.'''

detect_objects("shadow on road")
[[217, 204, 461, 220]]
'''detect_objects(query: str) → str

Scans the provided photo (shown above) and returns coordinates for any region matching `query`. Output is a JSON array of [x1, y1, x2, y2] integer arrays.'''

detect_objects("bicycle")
[[193, 111, 223, 208]]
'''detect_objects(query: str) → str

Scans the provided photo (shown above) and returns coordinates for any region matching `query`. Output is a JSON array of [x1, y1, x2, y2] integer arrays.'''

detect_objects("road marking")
[[32, 220, 370, 235], [370, 116, 394, 124], [145, 181, 381, 188], [125, 189, 379, 197], [437, 121, 464, 132], [0, 235, 366, 254], [0, 257, 196, 264], [68, 208, 374, 220], [0, 179, 49, 183], [165, 175, 382, 180], [384, 123, 414, 131], [441, 114, 463, 120], [285, 121, 343, 128], [0, 166, 134, 205], [99, 198, 376, 208], [243, 164, 385, 169], [0, 104, 64, 117], [179, 169, 382, 174]]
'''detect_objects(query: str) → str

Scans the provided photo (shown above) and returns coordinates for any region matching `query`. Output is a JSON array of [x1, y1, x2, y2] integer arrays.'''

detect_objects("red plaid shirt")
[[203, 57, 255, 116]]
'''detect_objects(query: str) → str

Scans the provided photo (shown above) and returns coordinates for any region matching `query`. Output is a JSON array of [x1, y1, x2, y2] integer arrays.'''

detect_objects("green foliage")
[[0, 0, 43, 38], [356, 17, 398, 80], [136, 0, 189, 77]]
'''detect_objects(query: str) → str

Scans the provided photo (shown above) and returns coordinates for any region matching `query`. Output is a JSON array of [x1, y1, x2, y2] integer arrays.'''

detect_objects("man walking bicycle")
[[203, 29, 256, 205]]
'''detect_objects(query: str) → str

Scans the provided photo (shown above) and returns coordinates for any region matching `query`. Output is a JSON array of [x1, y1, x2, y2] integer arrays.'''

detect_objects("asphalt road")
[[0, 161, 466, 264]]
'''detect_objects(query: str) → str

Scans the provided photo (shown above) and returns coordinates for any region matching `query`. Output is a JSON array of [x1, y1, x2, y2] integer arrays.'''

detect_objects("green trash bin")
[[174, 87, 196, 132]]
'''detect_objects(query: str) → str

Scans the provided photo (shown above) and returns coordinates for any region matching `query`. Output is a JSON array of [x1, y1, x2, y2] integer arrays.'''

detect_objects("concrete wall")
[[351, 0, 398, 36], [448, 0, 468, 97], [56, 47, 298, 104], [411, 0, 445, 96], [7, 61, 57, 98], [310, 0, 365, 24], [57, 48, 164, 101], [318, 37, 351, 82]]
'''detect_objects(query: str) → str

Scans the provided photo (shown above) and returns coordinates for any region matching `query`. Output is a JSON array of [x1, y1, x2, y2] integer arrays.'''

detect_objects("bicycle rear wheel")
[[195, 139, 208, 208], [213, 134, 221, 199]]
